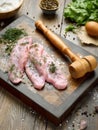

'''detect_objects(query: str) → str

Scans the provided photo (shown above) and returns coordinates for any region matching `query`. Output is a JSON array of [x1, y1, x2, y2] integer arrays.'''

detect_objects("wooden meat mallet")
[[35, 20, 97, 79]]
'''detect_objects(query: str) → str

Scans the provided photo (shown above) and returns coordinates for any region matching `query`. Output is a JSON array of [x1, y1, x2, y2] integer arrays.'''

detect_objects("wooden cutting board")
[[0, 15, 98, 125]]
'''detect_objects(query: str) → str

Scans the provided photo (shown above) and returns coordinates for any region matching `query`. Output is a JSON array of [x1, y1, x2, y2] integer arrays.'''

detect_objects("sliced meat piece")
[[41, 51, 68, 89], [29, 43, 47, 78], [8, 36, 33, 84], [29, 43, 68, 90], [25, 59, 45, 89]]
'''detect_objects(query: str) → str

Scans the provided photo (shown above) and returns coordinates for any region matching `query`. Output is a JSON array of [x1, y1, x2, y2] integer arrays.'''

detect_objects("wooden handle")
[[35, 20, 79, 62]]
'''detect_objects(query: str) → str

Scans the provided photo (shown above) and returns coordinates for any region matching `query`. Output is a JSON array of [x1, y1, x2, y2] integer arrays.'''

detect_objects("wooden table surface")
[[0, 0, 98, 130]]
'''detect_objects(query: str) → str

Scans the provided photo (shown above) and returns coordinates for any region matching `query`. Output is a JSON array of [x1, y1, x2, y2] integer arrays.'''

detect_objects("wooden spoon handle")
[[35, 20, 79, 62]]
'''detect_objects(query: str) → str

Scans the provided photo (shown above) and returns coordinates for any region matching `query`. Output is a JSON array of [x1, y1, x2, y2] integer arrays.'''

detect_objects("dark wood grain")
[[0, 0, 98, 129]]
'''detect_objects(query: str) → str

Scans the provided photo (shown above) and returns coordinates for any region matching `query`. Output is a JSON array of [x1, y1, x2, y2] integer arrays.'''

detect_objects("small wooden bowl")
[[39, 0, 59, 15], [0, 0, 24, 20]]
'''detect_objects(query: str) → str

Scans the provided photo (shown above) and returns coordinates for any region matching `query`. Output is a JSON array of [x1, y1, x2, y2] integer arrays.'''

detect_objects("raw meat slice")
[[8, 36, 33, 84], [25, 59, 45, 89], [41, 51, 68, 89], [29, 43, 47, 77]]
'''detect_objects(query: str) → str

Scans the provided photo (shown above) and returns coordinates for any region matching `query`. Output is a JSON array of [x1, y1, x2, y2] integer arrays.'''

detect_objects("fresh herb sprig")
[[65, 24, 76, 33]]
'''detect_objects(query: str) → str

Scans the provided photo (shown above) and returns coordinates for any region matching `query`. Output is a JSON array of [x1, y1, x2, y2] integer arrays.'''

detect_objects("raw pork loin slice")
[[29, 43, 68, 90], [25, 59, 45, 89], [8, 36, 33, 84]]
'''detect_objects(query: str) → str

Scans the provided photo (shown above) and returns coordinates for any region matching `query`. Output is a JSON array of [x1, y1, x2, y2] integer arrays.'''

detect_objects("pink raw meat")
[[8, 36, 33, 84], [25, 59, 45, 89]]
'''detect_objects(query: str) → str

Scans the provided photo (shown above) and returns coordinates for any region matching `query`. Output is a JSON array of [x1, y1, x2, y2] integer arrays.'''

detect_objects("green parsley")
[[64, 0, 98, 26], [65, 24, 76, 33]]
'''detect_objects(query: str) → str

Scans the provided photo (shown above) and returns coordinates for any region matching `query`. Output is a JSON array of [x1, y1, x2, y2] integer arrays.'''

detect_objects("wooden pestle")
[[35, 20, 97, 79]]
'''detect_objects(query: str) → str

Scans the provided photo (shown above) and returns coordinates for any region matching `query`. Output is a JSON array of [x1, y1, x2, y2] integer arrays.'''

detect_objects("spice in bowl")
[[39, 0, 59, 14]]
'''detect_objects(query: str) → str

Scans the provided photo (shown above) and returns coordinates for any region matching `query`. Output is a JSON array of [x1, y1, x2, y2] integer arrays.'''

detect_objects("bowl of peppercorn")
[[39, 0, 59, 15]]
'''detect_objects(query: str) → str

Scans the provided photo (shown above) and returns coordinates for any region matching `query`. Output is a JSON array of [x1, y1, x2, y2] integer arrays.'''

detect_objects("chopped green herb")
[[49, 62, 56, 73], [5, 43, 14, 55], [2, 28, 27, 42], [33, 44, 38, 47], [9, 64, 15, 72], [0, 28, 27, 55], [43, 57, 47, 63], [31, 58, 42, 66]]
